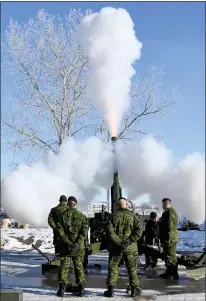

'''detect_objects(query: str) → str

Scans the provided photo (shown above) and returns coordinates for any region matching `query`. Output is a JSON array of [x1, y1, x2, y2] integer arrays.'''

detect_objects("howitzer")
[[88, 136, 122, 253], [139, 244, 206, 278], [139, 244, 206, 267], [91, 137, 123, 251], [32, 244, 52, 263]]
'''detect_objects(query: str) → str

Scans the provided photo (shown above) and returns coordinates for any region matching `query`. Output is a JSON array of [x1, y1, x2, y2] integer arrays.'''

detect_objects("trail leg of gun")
[[32, 244, 51, 262]]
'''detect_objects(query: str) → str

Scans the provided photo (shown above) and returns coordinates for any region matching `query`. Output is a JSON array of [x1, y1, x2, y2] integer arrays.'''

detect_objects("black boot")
[[158, 266, 173, 279], [57, 283, 65, 297], [172, 264, 179, 280], [104, 285, 114, 297], [78, 284, 85, 297], [131, 286, 142, 297]]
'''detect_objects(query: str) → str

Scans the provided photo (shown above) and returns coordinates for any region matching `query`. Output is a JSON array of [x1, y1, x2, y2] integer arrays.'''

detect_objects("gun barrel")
[[111, 136, 122, 214], [32, 244, 51, 262], [111, 136, 118, 172], [111, 136, 117, 142]]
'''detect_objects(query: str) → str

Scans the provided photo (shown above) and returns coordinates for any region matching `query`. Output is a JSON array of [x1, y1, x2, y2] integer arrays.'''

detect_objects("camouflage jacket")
[[107, 208, 142, 254], [56, 207, 89, 254], [144, 220, 160, 245], [48, 202, 68, 243], [159, 207, 179, 245]]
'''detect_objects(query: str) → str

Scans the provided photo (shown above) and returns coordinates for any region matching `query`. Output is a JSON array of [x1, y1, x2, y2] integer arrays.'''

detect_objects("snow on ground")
[[1, 228, 205, 254], [1, 229, 205, 300], [1, 228, 54, 253], [177, 231, 205, 253], [1, 286, 205, 301], [22, 292, 205, 301]]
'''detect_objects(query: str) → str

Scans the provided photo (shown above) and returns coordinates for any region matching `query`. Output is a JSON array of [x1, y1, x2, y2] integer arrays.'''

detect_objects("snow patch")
[[1, 229, 205, 254], [1, 286, 205, 301]]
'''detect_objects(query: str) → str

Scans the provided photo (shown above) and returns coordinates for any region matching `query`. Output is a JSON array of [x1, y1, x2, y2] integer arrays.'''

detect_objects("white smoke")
[[117, 137, 205, 224], [2, 136, 205, 226], [1, 137, 113, 227], [78, 7, 143, 136]]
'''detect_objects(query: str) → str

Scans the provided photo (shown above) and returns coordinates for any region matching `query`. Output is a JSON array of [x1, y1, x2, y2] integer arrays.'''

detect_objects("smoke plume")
[[1, 136, 205, 226], [117, 137, 205, 224], [78, 7, 143, 136], [1, 138, 113, 227]]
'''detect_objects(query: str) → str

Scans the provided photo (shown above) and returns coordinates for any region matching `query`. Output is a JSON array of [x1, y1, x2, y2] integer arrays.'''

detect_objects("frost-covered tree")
[[2, 9, 178, 166]]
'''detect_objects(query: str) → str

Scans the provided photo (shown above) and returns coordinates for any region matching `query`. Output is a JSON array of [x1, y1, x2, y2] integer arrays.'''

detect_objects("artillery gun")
[[178, 219, 200, 231], [32, 136, 206, 287]]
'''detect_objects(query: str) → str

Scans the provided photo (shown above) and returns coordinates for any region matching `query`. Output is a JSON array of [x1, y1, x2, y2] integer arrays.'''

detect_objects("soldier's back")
[[161, 207, 178, 224], [61, 208, 87, 242], [48, 202, 68, 227], [112, 209, 137, 240], [160, 207, 178, 244], [51, 202, 67, 213]]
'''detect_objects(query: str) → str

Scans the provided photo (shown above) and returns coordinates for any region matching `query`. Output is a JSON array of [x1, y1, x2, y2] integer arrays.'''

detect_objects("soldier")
[[104, 197, 142, 298], [48, 195, 68, 254], [56, 196, 88, 297], [159, 198, 179, 279], [144, 211, 160, 269]]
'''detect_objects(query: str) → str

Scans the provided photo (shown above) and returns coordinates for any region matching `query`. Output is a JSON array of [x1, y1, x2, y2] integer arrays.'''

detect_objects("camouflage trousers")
[[58, 254, 85, 285], [106, 252, 139, 287], [163, 243, 177, 266]]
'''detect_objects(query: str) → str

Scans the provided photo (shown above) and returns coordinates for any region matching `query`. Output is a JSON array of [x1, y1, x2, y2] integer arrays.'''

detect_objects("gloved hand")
[[109, 241, 124, 254], [70, 243, 80, 253], [61, 235, 73, 248], [122, 238, 132, 250]]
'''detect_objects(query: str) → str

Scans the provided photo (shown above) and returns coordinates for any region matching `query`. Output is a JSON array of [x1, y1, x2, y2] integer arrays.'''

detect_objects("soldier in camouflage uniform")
[[144, 211, 160, 269], [48, 195, 68, 254], [104, 197, 142, 298], [159, 198, 179, 279], [56, 196, 88, 297]]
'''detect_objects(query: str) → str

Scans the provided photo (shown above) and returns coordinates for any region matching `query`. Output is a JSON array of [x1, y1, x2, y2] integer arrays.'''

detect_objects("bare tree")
[[2, 9, 178, 167], [2, 9, 98, 166]]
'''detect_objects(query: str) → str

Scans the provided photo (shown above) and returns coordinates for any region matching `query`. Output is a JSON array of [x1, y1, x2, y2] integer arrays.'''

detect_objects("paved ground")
[[1, 252, 205, 296]]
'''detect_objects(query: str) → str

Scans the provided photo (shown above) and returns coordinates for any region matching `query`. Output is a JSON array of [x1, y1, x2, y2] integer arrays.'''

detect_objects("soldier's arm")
[[168, 210, 178, 243], [48, 210, 56, 229], [107, 216, 122, 245], [76, 215, 89, 245], [54, 212, 68, 238], [131, 214, 143, 243], [144, 221, 150, 237], [55, 215, 66, 237], [155, 223, 160, 238]]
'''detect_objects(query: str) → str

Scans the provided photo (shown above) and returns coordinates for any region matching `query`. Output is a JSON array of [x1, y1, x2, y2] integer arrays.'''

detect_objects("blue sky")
[[1, 1, 205, 178]]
